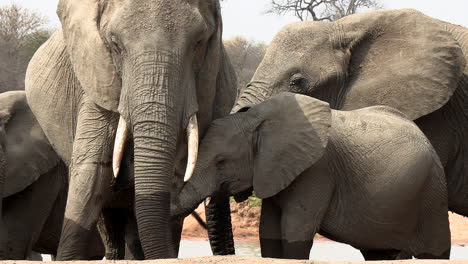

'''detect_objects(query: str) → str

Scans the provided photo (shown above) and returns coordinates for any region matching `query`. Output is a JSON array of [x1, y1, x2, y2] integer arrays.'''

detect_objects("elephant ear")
[[194, 1, 237, 134], [0, 92, 60, 197], [246, 93, 331, 199], [338, 9, 466, 120], [57, 0, 121, 111]]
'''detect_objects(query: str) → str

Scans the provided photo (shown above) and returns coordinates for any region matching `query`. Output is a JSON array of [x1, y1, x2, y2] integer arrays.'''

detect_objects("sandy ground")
[[2, 256, 468, 264], [182, 203, 468, 244]]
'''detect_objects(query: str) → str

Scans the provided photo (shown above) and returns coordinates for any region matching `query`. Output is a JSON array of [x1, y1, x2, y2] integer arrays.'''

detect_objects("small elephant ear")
[[57, 0, 121, 111], [247, 93, 331, 199], [0, 92, 60, 197], [338, 9, 466, 120]]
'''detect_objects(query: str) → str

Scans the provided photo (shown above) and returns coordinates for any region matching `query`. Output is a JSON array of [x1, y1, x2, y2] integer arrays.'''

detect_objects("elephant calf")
[[0, 91, 104, 259], [172, 93, 450, 260]]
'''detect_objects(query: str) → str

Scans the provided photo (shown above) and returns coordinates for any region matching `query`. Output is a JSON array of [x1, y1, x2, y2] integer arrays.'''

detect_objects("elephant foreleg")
[[259, 198, 282, 258], [170, 216, 184, 256], [56, 101, 118, 260], [97, 208, 126, 260], [360, 249, 401, 260], [2, 164, 64, 259], [124, 210, 144, 260]]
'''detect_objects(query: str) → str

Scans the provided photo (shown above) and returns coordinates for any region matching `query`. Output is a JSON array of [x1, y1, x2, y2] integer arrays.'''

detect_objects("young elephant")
[[172, 93, 450, 260], [0, 91, 104, 259]]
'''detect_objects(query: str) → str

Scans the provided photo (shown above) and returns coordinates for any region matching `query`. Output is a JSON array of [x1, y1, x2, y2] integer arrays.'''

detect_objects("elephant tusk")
[[113, 116, 129, 178], [204, 197, 211, 207], [184, 114, 199, 182]]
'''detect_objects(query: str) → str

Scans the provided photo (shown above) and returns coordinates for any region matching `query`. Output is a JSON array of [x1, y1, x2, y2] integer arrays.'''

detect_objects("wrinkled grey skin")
[[25, 0, 237, 259], [173, 93, 450, 260], [234, 9, 468, 219], [0, 91, 104, 260]]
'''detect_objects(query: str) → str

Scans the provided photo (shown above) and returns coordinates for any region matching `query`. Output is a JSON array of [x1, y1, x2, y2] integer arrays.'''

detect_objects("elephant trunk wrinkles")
[[232, 81, 270, 113], [121, 51, 182, 259]]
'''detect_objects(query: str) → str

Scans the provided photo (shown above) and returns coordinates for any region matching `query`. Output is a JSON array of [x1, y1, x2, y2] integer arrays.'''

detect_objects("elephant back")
[[330, 105, 435, 159], [0, 91, 60, 197]]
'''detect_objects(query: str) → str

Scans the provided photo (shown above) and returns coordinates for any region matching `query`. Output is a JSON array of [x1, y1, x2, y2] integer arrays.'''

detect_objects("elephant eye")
[[289, 74, 305, 87], [110, 35, 123, 54], [216, 159, 226, 170]]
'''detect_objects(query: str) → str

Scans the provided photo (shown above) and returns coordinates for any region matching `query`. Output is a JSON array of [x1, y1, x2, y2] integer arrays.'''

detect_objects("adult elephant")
[[234, 9, 468, 217], [25, 0, 237, 260]]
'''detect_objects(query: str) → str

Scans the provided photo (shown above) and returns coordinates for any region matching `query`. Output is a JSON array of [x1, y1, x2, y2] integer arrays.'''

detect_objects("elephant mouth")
[[112, 113, 199, 182]]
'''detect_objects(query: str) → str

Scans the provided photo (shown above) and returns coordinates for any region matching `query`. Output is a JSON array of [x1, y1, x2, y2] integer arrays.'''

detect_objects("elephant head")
[[56, 0, 236, 258], [0, 91, 60, 198], [172, 93, 331, 216], [233, 9, 466, 120]]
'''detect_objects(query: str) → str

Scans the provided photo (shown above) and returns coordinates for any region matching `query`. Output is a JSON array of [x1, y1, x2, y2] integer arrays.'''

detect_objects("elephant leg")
[[205, 197, 235, 255], [2, 165, 64, 259], [124, 210, 144, 260], [396, 250, 413, 259], [259, 198, 282, 258], [360, 249, 401, 260], [97, 208, 126, 260], [27, 251, 43, 261], [33, 163, 68, 256], [170, 216, 184, 256], [415, 249, 450, 259], [56, 101, 117, 260]]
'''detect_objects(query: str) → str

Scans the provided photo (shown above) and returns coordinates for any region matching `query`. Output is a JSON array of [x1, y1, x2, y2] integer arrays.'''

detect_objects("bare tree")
[[268, 0, 382, 21], [224, 36, 267, 96], [0, 4, 49, 92]]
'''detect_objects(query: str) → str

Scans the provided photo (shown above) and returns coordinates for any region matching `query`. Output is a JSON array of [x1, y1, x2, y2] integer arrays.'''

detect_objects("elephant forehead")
[[120, 0, 203, 34], [270, 21, 331, 53]]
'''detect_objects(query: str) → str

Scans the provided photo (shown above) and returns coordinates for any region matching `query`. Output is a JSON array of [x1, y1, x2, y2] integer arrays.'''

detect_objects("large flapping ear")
[[0, 92, 60, 197], [57, 0, 121, 111], [195, 1, 237, 135], [246, 93, 331, 199], [337, 9, 466, 120]]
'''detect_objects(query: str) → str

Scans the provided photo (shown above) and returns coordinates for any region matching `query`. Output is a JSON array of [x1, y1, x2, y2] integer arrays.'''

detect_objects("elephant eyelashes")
[[110, 35, 124, 55]]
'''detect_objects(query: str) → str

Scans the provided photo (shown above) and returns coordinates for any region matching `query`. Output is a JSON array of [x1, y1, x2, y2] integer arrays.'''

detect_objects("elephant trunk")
[[173, 161, 235, 255], [206, 198, 235, 255], [119, 51, 184, 259], [231, 81, 270, 113], [173, 159, 214, 218]]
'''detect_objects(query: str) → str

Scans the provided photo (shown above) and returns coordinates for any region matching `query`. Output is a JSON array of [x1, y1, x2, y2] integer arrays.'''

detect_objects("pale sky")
[[2, 0, 467, 43]]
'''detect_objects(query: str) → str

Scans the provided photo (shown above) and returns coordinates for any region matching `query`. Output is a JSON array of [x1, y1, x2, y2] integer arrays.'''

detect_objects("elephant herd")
[[0, 0, 467, 261]]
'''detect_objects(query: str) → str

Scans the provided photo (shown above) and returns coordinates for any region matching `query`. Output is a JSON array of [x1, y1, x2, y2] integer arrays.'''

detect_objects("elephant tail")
[[190, 211, 207, 230]]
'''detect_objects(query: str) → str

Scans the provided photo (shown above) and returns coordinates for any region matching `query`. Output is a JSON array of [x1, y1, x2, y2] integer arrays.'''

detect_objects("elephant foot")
[[360, 249, 401, 260]]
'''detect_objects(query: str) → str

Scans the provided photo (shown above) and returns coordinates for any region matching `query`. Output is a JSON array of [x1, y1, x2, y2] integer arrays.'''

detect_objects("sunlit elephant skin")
[[174, 93, 450, 260], [0, 91, 105, 260], [233, 9, 468, 218], [25, 0, 237, 259]]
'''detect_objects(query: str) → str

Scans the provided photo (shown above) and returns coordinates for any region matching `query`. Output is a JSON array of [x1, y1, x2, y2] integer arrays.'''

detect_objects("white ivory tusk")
[[112, 116, 129, 178], [204, 197, 212, 207], [184, 114, 199, 182]]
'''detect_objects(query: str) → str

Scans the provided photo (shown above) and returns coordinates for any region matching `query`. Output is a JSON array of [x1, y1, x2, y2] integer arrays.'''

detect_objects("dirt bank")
[[182, 201, 468, 244]]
